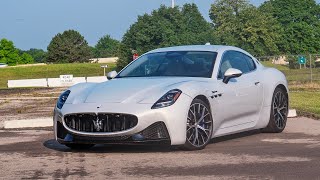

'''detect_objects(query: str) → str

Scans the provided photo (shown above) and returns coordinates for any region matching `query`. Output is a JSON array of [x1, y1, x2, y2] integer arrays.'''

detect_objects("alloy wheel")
[[272, 91, 288, 129], [186, 102, 213, 148]]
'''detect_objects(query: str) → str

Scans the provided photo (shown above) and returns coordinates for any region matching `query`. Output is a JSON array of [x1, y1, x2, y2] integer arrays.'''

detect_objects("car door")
[[215, 50, 263, 130]]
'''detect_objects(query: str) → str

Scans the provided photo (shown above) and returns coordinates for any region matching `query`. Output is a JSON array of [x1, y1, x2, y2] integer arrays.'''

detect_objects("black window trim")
[[241, 53, 257, 72], [216, 50, 258, 80]]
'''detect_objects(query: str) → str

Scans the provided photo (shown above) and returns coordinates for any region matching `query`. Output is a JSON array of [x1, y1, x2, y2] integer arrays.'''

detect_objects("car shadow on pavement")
[[43, 130, 262, 153], [43, 139, 178, 153], [211, 129, 262, 144]]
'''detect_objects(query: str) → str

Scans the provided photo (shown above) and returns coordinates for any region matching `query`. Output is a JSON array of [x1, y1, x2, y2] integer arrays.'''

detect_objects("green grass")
[[0, 63, 116, 89], [260, 61, 289, 71], [261, 61, 320, 83], [290, 91, 320, 119]]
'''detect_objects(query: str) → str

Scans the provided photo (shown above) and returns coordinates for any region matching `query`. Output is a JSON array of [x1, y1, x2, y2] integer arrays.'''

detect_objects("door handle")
[[254, 82, 260, 86]]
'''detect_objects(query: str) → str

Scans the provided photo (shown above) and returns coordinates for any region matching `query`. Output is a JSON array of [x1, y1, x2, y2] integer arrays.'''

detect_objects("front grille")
[[64, 113, 138, 133]]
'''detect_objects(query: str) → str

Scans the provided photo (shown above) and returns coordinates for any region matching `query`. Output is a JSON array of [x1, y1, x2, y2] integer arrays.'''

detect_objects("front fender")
[[173, 80, 216, 100]]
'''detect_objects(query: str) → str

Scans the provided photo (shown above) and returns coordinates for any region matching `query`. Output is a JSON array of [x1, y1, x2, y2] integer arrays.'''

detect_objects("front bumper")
[[56, 120, 171, 145], [53, 93, 192, 145]]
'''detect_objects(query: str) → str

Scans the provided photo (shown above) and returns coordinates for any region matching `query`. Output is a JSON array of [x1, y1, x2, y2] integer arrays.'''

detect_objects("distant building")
[[272, 56, 289, 65]]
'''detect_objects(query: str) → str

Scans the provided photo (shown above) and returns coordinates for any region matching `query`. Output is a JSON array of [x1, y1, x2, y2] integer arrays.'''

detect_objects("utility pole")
[[310, 54, 313, 83], [171, 0, 175, 8]]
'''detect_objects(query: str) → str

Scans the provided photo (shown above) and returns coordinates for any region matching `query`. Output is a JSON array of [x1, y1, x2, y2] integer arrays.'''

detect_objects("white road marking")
[[262, 138, 320, 144], [0, 97, 57, 100], [3, 118, 53, 129]]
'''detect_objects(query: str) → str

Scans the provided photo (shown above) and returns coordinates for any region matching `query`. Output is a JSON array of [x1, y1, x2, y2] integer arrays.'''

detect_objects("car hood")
[[71, 77, 194, 104]]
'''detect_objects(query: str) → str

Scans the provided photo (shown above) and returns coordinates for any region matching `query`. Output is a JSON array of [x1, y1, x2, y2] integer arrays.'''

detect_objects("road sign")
[[60, 75, 73, 83], [298, 56, 306, 64], [133, 53, 139, 60]]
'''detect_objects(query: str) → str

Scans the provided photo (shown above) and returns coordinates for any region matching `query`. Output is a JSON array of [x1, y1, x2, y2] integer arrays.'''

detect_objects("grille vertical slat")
[[121, 116, 126, 131], [77, 118, 80, 131], [112, 118, 116, 132], [90, 121, 94, 132], [106, 115, 110, 132], [72, 118, 75, 129], [64, 113, 138, 133]]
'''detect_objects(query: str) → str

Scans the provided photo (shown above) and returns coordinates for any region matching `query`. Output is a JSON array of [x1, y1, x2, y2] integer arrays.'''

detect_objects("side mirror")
[[107, 71, 118, 80], [223, 68, 242, 84]]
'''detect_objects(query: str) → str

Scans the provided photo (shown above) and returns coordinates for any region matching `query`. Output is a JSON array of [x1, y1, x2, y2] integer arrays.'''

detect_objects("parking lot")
[[1, 117, 319, 179]]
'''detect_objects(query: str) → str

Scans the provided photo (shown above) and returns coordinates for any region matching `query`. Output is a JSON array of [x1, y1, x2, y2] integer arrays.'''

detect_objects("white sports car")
[[54, 45, 289, 150]]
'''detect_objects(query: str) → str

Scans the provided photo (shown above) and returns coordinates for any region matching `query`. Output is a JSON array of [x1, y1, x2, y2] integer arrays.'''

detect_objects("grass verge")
[[0, 63, 116, 89], [290, 91, 320, 119], [261, 61, 320, 82]]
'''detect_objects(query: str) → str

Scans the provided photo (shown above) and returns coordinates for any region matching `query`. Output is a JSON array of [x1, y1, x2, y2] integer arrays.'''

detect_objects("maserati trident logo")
[[92, 116, 103, 131]]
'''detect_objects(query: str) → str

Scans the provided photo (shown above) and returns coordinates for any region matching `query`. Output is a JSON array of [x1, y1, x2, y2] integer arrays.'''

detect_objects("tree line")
[[0, 32, 120, 65], [1, 0, 319, 68]]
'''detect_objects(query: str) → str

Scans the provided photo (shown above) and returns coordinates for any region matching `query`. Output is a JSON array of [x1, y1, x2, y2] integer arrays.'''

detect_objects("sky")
[[0, 0, 315, 50]]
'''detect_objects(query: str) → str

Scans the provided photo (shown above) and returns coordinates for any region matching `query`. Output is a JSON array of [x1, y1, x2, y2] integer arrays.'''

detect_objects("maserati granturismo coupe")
[[54, 45, 289, 150]]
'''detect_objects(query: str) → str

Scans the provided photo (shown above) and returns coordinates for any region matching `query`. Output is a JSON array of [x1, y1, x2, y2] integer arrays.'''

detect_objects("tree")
[[94, 35, 120, 58], [117, 4, 214, 70], [19, 53, 34, 64], [24, 48, 47, 63], [180, 4, 215, 45], [209, 0, 282, 56], [0, 38, 21, 66], [237, 7, 282, 56], [259, 0, 320, 54], [47, 30, 92, 63]]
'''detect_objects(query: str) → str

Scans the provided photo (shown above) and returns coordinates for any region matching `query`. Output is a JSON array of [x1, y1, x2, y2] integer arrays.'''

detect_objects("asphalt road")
[[1, 117, 320, 179]]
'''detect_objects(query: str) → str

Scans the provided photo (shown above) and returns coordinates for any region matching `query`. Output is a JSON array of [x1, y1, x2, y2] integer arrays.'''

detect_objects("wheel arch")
[[194, 95, 211, 109], [276, 84, 288, 97]]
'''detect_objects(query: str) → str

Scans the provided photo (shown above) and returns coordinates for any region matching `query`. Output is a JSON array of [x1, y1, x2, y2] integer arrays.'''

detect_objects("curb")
[[288, 109, 297, 118], [2, 118, 52, 129], [0, 97, 57, 100]]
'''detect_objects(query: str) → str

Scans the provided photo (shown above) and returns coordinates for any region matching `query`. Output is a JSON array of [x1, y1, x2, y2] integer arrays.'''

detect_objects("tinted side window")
[[242, 54, 256, 71], [218, 51, 250, 78], [218, 51, 232, 78]]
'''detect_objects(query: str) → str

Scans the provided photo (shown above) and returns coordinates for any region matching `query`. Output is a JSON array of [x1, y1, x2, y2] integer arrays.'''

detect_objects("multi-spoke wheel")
[[184, 98, 213, 150], [263, 87, 288, 133]]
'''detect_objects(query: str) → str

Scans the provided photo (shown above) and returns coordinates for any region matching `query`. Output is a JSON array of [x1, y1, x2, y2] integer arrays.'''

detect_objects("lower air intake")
[[140, 122, 170, 140]]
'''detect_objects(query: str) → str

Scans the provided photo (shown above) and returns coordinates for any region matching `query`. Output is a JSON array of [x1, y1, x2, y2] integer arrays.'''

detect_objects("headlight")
[[151, 89, 182, 109], [57, 90, 71, 109]]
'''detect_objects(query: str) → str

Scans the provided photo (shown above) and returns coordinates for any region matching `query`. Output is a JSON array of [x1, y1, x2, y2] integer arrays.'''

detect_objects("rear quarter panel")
[[260, 67, 289, 107], [253, 66, 289, 129]]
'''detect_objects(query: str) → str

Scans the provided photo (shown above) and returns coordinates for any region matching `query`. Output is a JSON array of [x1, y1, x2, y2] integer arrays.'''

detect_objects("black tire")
[[263, 87, 288, 133], [65, 144, 95, 150], [183, 98, 213, 150]]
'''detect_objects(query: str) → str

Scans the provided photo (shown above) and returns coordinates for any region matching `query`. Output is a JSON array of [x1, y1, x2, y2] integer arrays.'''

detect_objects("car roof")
[[148, 45, 246, 54]]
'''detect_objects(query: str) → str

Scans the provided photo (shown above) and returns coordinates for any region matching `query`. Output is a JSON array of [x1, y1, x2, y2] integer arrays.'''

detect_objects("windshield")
[[117, 51, 217, 78]]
